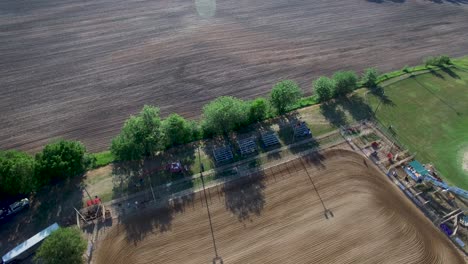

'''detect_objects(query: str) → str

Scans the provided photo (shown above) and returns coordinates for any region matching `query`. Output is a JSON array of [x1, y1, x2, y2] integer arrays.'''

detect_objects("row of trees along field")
[[110, 68, 374, 161], [0, 71, 370, 197], [110, 79, 304, 161], [1, 56, 451, 197], [0, 140, 94, 199], [108, 54, 453, 161], [313, 69, 378, 102]]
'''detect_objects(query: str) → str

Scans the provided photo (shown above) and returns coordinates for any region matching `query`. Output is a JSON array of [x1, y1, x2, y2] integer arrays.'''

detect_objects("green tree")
[[362, 68, 379, 88], [35, 227, 86, 264], [35, 140, 87, 184], [0, 150, 36, 197], [201, 96, 249, 135], [438, 55, 451, 65], [249, 97, 270, 122], [313, 77, 335, 102], [424, 56, 436, 67], [111, 105, 163, 161], [189, 121, 201, 141], [270, 80, 303, 114], [161, 114, 193, 147], [333, 71, 358, 97]]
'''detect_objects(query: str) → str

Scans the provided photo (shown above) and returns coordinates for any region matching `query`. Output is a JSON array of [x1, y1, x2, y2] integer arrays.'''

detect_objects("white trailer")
[[1, 223, 59, 264]]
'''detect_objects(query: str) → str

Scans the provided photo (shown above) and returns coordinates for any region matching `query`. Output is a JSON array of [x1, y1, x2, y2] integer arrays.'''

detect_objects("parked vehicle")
[[0, 198, 30, 221]]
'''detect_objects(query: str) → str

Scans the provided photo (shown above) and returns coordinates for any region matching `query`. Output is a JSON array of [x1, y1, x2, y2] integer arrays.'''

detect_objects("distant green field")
[[368, 65, 468, 189]]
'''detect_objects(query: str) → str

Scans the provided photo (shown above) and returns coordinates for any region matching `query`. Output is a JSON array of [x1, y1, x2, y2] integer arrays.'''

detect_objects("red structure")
[[86, 196, 101, 207]]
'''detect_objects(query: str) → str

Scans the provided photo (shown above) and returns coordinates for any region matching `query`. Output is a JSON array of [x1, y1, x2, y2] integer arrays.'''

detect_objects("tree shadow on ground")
[[319, 102, 347, 128], [0, 176, 84, 256], [440, 67, 460, 79], [222, 165, 266, 222], [301, 150, 326, 169], [369, 86, 395, 106], [118, 191, 195, 245], [340, 95, 375, 122], [430, 69, 445, 79], [111, 160, 143, 200], [119, 202, 173, 245], [288, 136, 320, 155], [111, 145, 198, 200], [277, 112, 313, 144], [111, 151, 198, 245], [145, 144, 197, 184]]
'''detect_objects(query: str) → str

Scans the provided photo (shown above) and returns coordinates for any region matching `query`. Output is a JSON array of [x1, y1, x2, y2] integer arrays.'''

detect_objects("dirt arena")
[[1, 0, 468, 152], [94, 149, 464, 263]]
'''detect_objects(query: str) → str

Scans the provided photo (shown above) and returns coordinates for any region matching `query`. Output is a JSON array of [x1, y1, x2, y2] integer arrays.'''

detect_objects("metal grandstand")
[[261, 131, 280, 147], [237, 137, 257, 156], [293, 121, 311, 137], [213, 145, 233, 163]]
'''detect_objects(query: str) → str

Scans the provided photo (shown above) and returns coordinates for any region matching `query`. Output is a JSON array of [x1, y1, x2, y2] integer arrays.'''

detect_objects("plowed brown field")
[[1, 0, 468, 152], [94, 149, 464, 263]]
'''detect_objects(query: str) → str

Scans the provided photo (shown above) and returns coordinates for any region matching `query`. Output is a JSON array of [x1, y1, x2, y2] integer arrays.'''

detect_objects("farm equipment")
[[76, 197, 107, 227]]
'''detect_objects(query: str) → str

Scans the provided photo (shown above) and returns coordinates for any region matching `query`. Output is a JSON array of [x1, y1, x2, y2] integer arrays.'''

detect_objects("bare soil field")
[[2, 0, 468, 152], [93, 149, 464, 263]]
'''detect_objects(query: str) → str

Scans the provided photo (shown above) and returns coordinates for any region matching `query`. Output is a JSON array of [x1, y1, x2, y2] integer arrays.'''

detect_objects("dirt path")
[[93, 149, 464, 263], [1, 0, 468, 152]]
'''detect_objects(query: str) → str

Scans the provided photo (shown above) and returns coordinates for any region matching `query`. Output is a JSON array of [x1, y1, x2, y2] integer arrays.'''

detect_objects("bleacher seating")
[[293, 121, 311, 137], [213, 145, 233, 163], [261, 132, 280, 147], [238, 137, 257, 156]]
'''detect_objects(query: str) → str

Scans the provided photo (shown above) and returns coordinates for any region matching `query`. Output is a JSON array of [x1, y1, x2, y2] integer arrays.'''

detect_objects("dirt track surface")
[[94, 149, 464, 263], [1, 0, 468, 152]]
